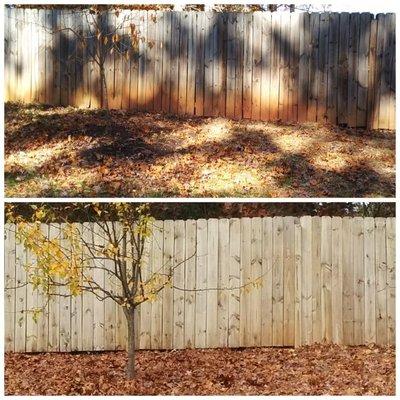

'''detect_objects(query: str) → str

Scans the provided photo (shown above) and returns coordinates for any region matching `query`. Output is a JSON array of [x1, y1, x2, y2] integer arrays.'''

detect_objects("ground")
[[5, 344, 395, 395], [5, 102, 395, 198]]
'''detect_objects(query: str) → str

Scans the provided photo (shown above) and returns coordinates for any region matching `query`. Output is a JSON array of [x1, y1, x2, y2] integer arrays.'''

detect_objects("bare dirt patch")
[[5, 102, 395, 197], [5, 344, 395, 395]]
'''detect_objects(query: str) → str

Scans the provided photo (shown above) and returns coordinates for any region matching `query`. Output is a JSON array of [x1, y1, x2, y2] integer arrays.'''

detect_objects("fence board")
[[311, 216, 322, 343], [184, 219, 196, 348], [353, 217, 364, 345], [331, 217, 343, 344], [260, 12, 272, 121], [321, 216, 332, 342], [5, 225, 16, 352], [59, 223, 72, 352], [342, 217, 354, 345], [250, 217, 262, 346], [300, 216, 313, 344], [283, 217, 295, 346], [272, 217, 284, 346], [178, 12, 188, 115], [14, 231, 26, 352], [70, 224, 83, 351], [217, 219, 229, 348], [162, 220, 174, 349], [317, 12, 329, 122], [261, 218, 273, 346], [46, 224, 59, 352], [347, 13, 360, 127], [104, 226, 116, 350], [288, 13, 300, 122], [173, 220, 185, 348], [356, 13, 371, 127], [307, 13, 319, 122], [234, 13, 244, 119], [338, 13, 350, 125], [150, 220, 163, 349], [298, 12, 310, 122], [25, 231, 38, 352], [225, 13, 236, 119], [81, 223, 94, 350], [195, 219, 207, 348], [206, 219, 218, 347], [139, 231, 152, 349], [387, 14, 396, 130], [377, 14, 390, 129], [375, 218, 387, 345], [364, 217, 376, 344], [92, 223, 105, 351], [242, 13, 252, 119], [294, 218, 302, 347], [327, 13, 339, 124], [186, 12, 196, 115], [228, 218, 241, 347], [240, 218, 252, 346], [5, 216, 396, 353], [386, 218, 395, 344], [211, 13, 220, 117], [251, 13, 262, 120], [194, 12, 205, 116]]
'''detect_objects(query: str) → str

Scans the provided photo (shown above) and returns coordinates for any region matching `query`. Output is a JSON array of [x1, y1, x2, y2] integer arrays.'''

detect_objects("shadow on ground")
[[5, 102, 395, 197]]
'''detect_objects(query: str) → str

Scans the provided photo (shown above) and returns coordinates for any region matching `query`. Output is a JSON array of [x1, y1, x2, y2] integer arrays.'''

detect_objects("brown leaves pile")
[[5, 102, 395, 198], [5, 344, 395, 395]]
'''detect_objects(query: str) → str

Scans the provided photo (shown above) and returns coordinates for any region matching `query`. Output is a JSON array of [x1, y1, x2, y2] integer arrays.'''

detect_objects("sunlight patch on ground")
[[6, 167, 97, 197], [5, 141, 72, 172], [193, 164, 263, 196], [271, 134, 315, 153], [312, 152, 350, 171], [197, 118, 234, 143], [5, 103, 395, 197]]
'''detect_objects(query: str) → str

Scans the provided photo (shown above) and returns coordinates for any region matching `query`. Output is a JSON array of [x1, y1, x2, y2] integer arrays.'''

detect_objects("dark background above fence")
[[5, 9, 396, 129]]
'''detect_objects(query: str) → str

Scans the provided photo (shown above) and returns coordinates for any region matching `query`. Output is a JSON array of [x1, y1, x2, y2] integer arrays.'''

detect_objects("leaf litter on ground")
[[5, 344, 395, 395], [5, 102, 395, 198]]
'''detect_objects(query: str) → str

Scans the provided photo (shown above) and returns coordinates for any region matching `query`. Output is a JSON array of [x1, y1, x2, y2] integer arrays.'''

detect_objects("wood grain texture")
[[5, 10, 394, 129], [5, 217, 395, 352]]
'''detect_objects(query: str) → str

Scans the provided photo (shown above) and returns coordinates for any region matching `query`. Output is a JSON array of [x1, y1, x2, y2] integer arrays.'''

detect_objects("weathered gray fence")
[[4, 216, 395, 353], [4, 8, 396, 129]]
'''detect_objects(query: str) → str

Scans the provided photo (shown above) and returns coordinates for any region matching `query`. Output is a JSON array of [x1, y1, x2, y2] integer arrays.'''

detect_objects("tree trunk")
[[99, 62, 108, 110], [125, 308, 136, 379]]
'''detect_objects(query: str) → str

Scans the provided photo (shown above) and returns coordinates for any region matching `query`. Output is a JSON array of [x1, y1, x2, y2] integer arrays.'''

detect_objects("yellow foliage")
[[15, 222, 83, 297]]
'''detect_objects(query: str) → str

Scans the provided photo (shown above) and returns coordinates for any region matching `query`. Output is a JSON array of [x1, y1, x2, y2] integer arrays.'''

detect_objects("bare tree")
[[5, 202, 265, 379]]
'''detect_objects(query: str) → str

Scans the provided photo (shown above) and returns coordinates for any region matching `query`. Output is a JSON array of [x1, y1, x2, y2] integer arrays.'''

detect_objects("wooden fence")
[[4, 8, 396, 129], [4, 216, 395, 353]]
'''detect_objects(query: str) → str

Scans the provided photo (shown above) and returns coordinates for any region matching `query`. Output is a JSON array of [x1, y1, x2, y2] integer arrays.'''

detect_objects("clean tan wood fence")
[[4, 216, 395, 353], [4, 8, 395, 129]]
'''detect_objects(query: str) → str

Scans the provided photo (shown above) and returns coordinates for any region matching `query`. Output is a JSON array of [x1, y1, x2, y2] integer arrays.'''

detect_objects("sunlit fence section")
[[4, 8, 396, 129], [4, 216, 395, 353]]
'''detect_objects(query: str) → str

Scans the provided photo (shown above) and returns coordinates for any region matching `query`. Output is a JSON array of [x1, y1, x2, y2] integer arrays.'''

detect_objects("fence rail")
[[4, 8, 396, 129], [4, 216, 395, 353]]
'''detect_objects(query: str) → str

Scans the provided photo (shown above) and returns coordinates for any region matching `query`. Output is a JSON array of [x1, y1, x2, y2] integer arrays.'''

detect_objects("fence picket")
[[195, 219, 207, 348], [217, 219, 230, 348], [375, 218, 387, 345], [228, 218, 241, 347], [207, 219, 219, 348], [173, 220, 185, 348], [272, 216, 284, 346]]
